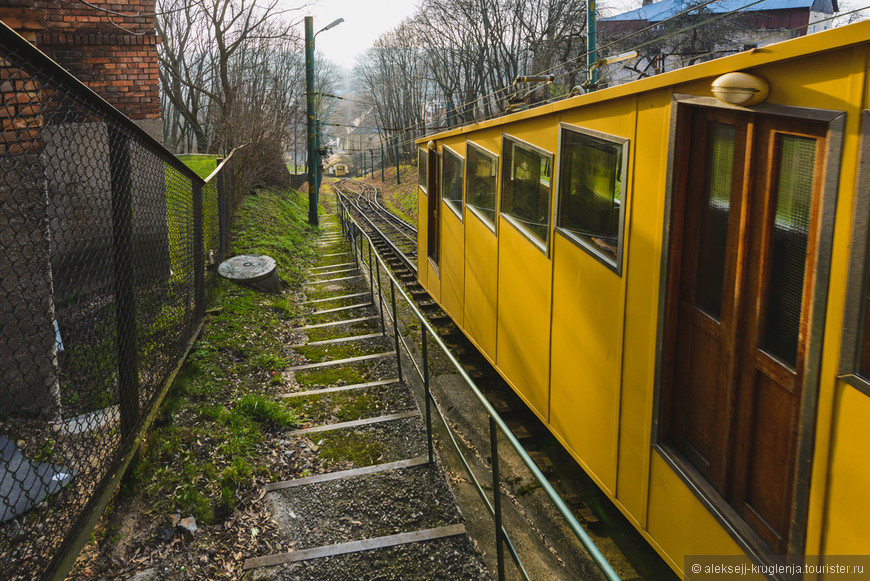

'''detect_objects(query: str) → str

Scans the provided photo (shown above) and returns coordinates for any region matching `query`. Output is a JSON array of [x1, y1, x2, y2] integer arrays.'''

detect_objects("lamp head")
[[711, 72, 769, 107], [321, 18, 344, 32]]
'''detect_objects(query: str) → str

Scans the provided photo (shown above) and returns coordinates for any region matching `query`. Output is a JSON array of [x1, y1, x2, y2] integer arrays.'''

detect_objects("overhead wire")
[[340, 0, 775, 152], [326, 1, 868, 158]]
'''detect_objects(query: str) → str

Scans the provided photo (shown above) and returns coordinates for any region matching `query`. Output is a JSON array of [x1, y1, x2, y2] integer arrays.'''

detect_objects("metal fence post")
[[368, 242, 374, 304], [374, 256, 385, 335], [109, 126, 139, 441], [490, 416, 506, 581], [351, 224, 359, 271], [390, 279, 403, 383], [216, 157, 226, 262], [422, 327, 433, 464], [193, 179, 205, 324]]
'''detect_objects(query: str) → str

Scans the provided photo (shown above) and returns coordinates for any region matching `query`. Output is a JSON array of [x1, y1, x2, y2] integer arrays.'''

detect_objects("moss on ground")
[[317, 430, 384, 467], [295, 337, 387, 364], [295, 365, 368, 388], [305, 319, 380, 343]]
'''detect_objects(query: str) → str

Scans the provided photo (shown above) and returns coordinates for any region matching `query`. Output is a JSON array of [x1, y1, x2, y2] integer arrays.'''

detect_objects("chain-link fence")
[[0, 23, 239, 580]]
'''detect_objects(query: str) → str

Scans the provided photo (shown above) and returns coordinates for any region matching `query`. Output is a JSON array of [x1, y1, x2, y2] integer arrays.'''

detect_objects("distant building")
[[600, 0, 838, 76]]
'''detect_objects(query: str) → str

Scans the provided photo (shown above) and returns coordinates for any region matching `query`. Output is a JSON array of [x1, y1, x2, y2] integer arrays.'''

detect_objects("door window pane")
[[501, 136, 552, 246], [761, 134, 817, 367], [442, 147, 464, 216], [418, 148, 428, 192], [557, 127, 628, 267], [694, 123, 736, 320], [466, 143, 498, 227]]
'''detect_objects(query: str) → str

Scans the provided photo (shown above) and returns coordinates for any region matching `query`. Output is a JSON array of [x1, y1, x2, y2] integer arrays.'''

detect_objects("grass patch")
[[178, 154, 220, 179], [235, 393, 296, 429], [125, 186, 317, 525]]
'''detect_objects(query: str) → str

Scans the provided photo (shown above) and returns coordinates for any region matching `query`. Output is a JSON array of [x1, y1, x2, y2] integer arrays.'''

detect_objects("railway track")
[[329, 178, 675, 579], [333, 178, 417, 276]]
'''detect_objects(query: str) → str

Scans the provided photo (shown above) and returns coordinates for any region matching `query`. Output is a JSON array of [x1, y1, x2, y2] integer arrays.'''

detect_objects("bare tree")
[[157, 0, 302, 154]]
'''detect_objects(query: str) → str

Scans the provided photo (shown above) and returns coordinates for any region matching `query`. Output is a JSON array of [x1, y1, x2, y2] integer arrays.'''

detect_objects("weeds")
[[125, 187, 316, 525]]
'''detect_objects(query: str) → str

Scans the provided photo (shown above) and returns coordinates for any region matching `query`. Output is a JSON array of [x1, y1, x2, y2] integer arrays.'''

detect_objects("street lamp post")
[[305, 16, 344, 226]]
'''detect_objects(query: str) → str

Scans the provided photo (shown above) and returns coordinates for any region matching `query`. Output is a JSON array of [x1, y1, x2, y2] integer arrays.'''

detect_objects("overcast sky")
[[297, 0, 421, 70]]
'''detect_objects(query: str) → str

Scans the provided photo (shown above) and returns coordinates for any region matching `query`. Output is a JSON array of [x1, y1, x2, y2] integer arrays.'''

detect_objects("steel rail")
[[333, 182, 417, 274]]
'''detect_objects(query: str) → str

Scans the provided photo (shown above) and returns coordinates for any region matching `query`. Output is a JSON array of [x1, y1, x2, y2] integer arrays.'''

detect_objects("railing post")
[[193, 180, 205, 324], [216, 157, 226, 262], [109, 126, 139, 441], [390, 279, 403, 383], [352, 224, 360, 271], [490, 416, 506, 581], [375, 255, 385, 335], [422, 327, 433, 464], [368, 242, 374, 304]]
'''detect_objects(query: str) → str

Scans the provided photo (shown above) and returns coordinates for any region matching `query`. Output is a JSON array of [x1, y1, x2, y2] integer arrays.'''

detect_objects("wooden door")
[[667, 107, 827, 553]]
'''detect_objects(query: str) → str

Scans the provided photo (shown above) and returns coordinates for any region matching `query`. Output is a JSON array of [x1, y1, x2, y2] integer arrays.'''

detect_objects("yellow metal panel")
[[821, 383, 870, 555], [549, 231, 624, 495], [441, 202, 464, 325], [464, 211, 498, 361], [616, 90, 672, 524], [496, 220, 552, 420], [427, 259, 441, 303], [647, 453, 752, 577]]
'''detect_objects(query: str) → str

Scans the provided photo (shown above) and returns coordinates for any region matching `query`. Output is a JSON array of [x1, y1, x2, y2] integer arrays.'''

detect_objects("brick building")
[[0, 0, 161, 139]]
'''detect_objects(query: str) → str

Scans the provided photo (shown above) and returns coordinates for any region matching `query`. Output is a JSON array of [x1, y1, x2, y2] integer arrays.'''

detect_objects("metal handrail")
[[336, 193, 620, 581]]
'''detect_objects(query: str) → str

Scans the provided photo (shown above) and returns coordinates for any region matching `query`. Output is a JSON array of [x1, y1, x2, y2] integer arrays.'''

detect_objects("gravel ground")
[[250, 535, 490, 581], [267, 465, 461, 549], [246, 216, 491, 581]]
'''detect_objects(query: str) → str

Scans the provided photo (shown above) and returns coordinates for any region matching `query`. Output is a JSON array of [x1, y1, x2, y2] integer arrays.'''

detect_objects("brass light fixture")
[[711, 72, 769, 106]]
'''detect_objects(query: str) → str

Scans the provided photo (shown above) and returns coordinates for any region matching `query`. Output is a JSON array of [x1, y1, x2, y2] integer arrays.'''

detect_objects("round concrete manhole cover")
[[218, 255, 281, 293]]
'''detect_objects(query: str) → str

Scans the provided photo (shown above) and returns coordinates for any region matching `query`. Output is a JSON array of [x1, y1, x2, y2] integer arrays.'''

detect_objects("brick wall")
[[35, 0, 160, 123], [0, 0, 160, 125]]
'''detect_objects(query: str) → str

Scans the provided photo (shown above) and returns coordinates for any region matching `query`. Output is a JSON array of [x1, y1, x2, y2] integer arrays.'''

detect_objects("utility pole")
[[395, 137, 400, 185], [587, 0, 598, 89], [304, 16, 344, 225], [380, 141, 384, 181], [305, 16, 317, 225]]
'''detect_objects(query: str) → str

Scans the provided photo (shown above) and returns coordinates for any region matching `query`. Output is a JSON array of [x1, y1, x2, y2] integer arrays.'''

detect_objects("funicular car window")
[[466, 142, 498, 229], [556, 124, 629, 273], [442, 147, 464, 218], [418, 147, 428, 192], [500, 135, 552, 248]]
